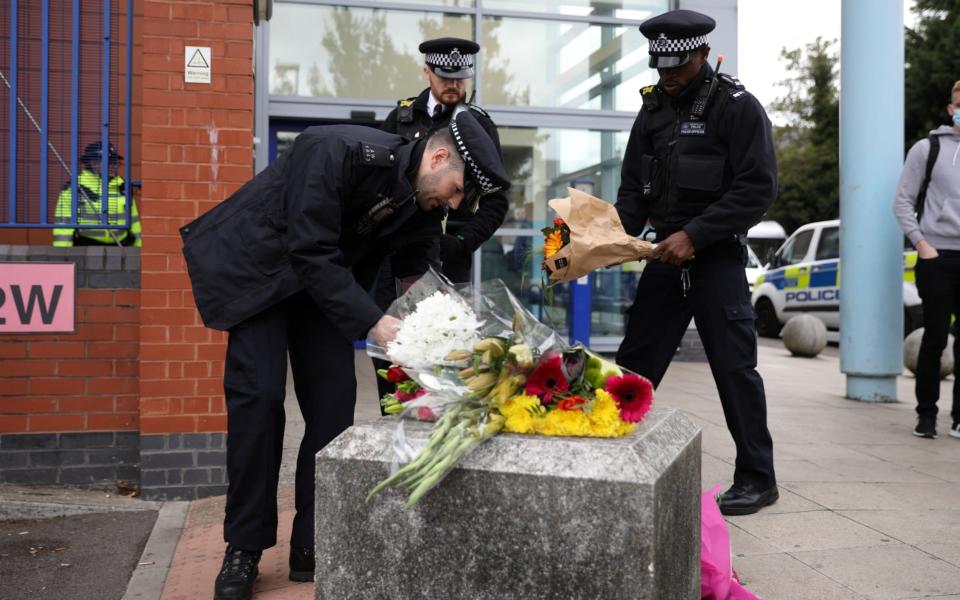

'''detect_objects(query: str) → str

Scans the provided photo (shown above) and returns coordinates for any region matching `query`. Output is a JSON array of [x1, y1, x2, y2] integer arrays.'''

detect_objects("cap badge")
[[658, 33, 667, 40], [450, 48, 461, 60]]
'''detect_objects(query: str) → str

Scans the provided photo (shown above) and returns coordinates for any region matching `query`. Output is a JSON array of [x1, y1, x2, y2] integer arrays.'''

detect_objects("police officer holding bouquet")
[[180, 110, 508, 600], [615, 9, 779, 515]]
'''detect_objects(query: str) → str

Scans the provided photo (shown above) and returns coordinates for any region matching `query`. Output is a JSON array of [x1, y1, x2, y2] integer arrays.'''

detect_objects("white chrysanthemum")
[[387, 291, 481, 369]]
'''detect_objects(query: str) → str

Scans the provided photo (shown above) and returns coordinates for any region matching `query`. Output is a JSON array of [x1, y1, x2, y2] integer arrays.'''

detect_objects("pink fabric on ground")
[[701, 484, 761, 600]]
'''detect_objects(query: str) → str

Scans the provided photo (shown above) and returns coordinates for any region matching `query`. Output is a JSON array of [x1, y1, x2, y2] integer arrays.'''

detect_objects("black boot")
[[718, 482, 779, 516], [213, 546, 261, 600], [289, 545, 315, 582]]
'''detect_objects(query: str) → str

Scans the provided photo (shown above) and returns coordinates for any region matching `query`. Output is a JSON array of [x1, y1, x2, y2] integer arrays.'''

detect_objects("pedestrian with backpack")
[[893, 79, 960, 440]]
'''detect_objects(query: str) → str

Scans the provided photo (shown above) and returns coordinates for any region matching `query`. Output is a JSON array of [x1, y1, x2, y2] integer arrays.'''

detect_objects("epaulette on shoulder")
[[717, 73, 749, 101], [360, 142, 397, 167], [467, 102, 490, 119], [640, 84, 662, 112]]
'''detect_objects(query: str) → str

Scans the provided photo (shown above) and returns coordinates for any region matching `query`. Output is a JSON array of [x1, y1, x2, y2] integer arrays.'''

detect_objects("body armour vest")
[[639, 74, 743, 233]]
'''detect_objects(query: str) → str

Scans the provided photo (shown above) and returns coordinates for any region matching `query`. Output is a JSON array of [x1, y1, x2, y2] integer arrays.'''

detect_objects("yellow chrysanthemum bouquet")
[[365, 269, 654, 508]]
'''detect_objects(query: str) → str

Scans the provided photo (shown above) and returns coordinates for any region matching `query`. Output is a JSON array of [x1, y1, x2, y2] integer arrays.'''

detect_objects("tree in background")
[[766, 37, 839, 234], [904, 0, 960, 145]]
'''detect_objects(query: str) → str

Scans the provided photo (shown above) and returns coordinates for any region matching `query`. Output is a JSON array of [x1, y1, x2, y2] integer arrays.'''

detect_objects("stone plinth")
[[903, 328, 954, 378], [315, 407, 702, 600]]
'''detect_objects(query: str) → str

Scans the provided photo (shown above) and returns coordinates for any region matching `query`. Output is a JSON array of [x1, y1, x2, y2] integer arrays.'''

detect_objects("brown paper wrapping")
[[543, 188, 655, 284]]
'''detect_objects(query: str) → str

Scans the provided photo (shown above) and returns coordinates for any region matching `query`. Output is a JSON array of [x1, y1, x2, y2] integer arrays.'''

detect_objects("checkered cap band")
[[425, 51, 474, 68], [648, 34, 708, 54], [449, 118, 500, 196]]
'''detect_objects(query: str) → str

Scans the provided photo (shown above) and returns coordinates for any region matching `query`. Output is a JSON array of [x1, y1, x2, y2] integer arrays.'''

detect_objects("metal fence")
[[0, 0, 133, 231]]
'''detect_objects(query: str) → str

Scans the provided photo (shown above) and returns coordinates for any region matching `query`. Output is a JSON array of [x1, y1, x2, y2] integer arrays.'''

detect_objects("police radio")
[[690, 54, 724, 119]]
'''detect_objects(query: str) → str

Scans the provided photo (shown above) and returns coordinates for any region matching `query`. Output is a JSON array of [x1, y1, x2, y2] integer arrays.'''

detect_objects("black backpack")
[[915, 134, 941, 221]]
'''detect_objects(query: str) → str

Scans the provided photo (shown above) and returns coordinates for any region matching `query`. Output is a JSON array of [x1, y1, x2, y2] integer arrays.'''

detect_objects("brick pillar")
[[138, 0, 254, 500]]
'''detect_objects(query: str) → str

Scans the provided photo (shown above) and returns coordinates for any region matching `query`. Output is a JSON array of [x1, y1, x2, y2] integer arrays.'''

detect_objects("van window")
[[816, 227, 840, 260], [779, 229, 814, 266]]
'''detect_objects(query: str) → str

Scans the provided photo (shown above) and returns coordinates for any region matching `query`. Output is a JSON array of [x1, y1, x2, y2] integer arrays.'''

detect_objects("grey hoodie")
[[894, 125, 960, 250]]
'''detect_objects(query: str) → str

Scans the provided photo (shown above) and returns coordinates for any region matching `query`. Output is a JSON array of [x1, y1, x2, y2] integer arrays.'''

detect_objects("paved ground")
[[3, 340, 960, 599], [0, 510, 158, 600]]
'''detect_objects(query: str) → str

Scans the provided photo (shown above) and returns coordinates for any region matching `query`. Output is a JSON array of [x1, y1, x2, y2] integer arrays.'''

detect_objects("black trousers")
[[223, 291, 356, 551], [914, 252, 960, 423], [616, 241, 776, 488]]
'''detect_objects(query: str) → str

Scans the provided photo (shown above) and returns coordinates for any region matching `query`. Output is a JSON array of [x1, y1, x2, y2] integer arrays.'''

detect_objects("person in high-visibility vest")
[[52, 141, 141, 247]]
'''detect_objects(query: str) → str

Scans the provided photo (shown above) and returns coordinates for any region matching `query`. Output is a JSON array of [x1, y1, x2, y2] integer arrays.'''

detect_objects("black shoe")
[[913, 416, 937, 439], [289, 545, 315, 582], [214, 546, 260, 600], [718, 482, 779, 516]]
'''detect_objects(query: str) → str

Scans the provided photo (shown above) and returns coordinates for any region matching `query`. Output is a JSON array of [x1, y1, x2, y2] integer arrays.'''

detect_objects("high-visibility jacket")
[[52, 170, 142, 247]]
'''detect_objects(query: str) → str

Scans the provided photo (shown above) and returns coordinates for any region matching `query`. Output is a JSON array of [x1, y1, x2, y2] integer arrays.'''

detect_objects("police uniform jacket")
[[382, 88, 508, 253], [180, 126, 442, 337], [616, 64, 777, 249]]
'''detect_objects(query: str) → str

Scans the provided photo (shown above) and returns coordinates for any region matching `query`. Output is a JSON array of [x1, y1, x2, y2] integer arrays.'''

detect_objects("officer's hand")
[[917, 240, 939, 260], [652, 231, 695, 266], [439, 234, 465, 262], [370, 315, 402, 347]]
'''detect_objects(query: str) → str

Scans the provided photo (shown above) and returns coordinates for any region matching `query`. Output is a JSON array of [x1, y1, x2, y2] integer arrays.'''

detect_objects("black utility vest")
[[641, 73, 738, 232]]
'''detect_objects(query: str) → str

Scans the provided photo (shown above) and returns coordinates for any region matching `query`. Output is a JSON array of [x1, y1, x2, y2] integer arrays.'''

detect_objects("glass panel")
[[483, 0, 666, 20], [358, 0, 474, 6], [269, 5, 472, 100], [483, 125, 631, 339], [481, 16, 652, 111]]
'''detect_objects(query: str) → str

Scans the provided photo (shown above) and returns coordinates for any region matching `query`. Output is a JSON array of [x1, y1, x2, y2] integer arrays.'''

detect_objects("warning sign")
[[184, 46, 211, 84]]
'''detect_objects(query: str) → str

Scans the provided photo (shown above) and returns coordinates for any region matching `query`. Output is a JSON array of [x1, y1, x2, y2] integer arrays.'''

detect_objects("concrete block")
[[315, 407, 702, 600], [782, 314, 827, 357], [902, 328, 953, 377]]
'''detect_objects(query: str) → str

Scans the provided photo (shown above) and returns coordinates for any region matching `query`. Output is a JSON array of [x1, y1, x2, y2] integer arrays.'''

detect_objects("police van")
[[750, 219, 922, 338]]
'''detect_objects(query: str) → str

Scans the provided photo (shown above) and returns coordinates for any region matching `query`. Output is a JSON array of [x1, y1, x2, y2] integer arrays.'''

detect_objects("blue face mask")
[[954, 112, 960, 128]]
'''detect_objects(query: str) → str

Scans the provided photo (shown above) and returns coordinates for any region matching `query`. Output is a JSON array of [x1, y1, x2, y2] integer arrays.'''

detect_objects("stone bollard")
[[782, 314, 827, 357], [315, 407, 702, 600], [903, 328, 954, 378]]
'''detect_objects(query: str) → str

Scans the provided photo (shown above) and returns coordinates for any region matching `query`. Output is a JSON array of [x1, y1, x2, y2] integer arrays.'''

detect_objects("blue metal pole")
[[8, 0, 17, 224], [569, 276, 592, 346], [101, 0, 112, 225], [839, 0, 904, 402], [125, 0, 132, 215], [70, 0, 80, 223], [40, 0, 49, 224]]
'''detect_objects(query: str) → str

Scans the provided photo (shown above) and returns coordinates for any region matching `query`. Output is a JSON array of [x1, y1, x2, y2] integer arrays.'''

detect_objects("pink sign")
[[0, 262, 76, 333]]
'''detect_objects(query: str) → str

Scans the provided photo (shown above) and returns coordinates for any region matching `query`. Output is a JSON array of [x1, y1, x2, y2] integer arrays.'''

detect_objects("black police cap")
[[639, 9, 715, 69], [419, 37, 480, 80], [81, 141, 123, 164], [447, 107, 509, 204]]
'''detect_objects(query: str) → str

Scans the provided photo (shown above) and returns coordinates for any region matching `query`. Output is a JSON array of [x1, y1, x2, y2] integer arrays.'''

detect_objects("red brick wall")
[[138, 0, 255, 435], [0, 287, 140, 434]]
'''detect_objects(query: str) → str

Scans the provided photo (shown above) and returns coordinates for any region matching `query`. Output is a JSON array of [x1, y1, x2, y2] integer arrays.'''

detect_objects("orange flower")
[[544, 230, 564, 258], [557, 396, 588, 411]]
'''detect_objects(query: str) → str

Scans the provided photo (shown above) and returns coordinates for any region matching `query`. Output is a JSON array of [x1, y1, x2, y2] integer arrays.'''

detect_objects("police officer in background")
[[615, 9, 779, 516], [52, 141, 142, 247], [180, 111, 508, 600], [373, 37, 509, 407], [382, 37, 508, 283]]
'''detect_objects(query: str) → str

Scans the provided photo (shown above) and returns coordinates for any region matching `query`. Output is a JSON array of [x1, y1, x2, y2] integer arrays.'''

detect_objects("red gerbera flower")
[[525, 355, 569, 404], [557, 396, 588, 411], [605, 373, 653, 423], [386, 366, 409, 383], [553, 217, 566, 227]]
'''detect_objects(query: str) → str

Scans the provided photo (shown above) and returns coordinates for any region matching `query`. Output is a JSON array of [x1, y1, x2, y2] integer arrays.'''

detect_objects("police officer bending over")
[[615, 9, 779, 515], [180, 110, 508, 600], [382, 37, 508, 284]]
